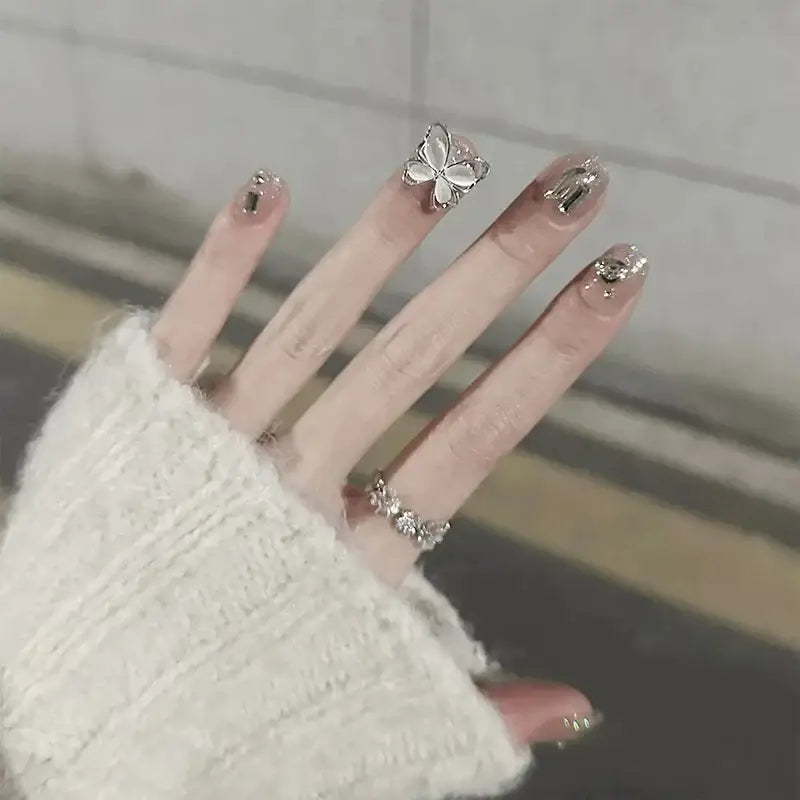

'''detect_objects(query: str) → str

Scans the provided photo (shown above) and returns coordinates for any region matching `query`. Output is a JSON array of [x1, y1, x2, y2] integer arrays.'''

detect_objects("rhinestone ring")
[[366, 470, 451, 551]]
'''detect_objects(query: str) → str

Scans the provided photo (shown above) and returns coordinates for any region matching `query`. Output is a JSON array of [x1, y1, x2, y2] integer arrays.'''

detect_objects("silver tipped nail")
[[544, 156, 608, 214]]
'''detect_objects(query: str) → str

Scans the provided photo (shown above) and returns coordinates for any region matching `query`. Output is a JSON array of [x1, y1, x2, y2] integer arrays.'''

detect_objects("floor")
[[0, 206, 797, 799]]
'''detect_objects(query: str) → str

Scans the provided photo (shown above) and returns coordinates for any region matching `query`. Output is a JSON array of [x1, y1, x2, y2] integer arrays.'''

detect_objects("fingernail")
[[534, 710, 605, 746], [483, 680, 599, 746], [540, 153, 609, 218], [234, 168, 283, 223], [580, 243, 649, 314]]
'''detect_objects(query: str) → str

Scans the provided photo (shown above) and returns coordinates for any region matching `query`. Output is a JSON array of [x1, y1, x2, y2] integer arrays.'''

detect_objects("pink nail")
[[484, 680, 602, 746], [233, 168, 283, 224], [580, 243, 649, 315]]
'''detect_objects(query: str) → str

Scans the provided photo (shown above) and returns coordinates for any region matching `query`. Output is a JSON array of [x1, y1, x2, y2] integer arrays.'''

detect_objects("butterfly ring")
[[402, 121, 490, 211]]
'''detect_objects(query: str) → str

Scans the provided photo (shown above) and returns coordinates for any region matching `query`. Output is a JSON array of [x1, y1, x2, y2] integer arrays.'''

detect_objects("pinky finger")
[[151, 169, 289, 381]]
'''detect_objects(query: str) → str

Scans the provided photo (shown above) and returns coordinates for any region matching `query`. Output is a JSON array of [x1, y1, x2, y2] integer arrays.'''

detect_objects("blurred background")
[[0, 2, 798, 798]]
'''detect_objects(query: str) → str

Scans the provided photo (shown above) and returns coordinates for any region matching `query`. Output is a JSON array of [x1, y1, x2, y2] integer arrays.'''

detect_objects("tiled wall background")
[[1, 1, 799, 448]]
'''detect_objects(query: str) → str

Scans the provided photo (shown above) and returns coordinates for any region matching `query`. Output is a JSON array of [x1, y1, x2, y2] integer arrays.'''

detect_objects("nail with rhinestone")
[[402, 121, 490, 211], [554, 711, 605, 747], [580, 243, 649, 314], [542, 154, 609, 217], [235, 168, 283, 222], [534, 710, 606, 747]]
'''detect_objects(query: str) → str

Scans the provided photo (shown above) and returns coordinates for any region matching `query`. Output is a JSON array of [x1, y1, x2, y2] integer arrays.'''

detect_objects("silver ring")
[[402, 121, 490, 211], [367, 470, 451, 551]]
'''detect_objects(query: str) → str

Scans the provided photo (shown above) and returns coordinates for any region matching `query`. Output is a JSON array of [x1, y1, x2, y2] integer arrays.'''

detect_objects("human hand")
[[151, 122, 646, 748]]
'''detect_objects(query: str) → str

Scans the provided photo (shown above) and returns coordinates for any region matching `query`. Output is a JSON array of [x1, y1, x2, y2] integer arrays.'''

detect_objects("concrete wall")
[[1, 1, 798, 449]]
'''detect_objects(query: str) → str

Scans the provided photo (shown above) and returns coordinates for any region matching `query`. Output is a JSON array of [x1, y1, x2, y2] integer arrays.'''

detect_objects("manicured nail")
[[483, 680, 600, 746], [234, 168, 283, 223], [540, 153, 609, 218], [580, 243, 649, 314], [534, 710, 605, 746], [402, 122, 490, 211]]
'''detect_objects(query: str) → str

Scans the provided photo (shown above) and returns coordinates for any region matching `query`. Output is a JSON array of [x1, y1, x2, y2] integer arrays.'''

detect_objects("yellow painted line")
[[363, 413, 800, 651], [0, 264, 118, 360], [0, 262, 241, 368], [474, 454, 800, 650], [0, 260, 798, 649]]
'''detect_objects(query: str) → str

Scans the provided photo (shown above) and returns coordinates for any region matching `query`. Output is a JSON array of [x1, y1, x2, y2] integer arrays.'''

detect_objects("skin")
[[150, 137, 649, 747]]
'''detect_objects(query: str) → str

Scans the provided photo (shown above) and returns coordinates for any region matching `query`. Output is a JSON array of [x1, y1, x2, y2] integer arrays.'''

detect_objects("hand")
[[151, 124, 647, 747]]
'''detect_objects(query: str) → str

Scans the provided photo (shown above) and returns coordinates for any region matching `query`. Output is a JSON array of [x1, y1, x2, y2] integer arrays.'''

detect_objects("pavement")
[[0, 203, 798, 799]]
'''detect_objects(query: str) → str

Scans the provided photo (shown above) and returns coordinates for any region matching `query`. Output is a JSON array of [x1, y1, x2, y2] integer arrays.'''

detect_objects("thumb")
[[482, 680, 603, 746]]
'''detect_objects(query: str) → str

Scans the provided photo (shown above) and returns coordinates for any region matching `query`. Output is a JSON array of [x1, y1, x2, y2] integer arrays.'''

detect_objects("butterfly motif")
[[402, 122, 490, 211]]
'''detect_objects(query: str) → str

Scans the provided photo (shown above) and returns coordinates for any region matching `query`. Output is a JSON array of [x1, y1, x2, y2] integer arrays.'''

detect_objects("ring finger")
[[350, 243, 649, 584]]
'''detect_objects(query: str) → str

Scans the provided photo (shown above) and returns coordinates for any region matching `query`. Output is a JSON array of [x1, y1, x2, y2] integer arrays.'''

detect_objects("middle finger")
[[288, 152, 609, 489]]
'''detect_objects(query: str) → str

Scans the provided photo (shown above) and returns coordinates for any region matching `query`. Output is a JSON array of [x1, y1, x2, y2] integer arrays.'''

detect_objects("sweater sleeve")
[[0, 313, 529, 800]]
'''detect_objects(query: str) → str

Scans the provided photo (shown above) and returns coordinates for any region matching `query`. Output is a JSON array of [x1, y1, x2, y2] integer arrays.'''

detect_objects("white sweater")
[[0, 314, 529, 799]]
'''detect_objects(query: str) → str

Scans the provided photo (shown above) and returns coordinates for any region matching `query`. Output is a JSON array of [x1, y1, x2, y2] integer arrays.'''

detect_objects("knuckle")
[[273, 300, 335, 364], [377, 322, 451, 382], [549, 332, 584, 363], [279, 325, 334, 363], [444, 406, 515, 468]]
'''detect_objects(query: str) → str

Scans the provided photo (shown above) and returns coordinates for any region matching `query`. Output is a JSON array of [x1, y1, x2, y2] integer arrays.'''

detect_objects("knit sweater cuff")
[[0, 313, 529, 800]]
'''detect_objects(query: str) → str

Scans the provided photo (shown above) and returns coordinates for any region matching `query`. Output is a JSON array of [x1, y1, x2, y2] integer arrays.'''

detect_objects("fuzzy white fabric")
[[0, 314, 529, 799]]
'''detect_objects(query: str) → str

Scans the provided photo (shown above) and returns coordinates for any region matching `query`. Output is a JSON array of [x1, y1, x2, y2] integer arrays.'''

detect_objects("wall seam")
[[0, 14, 797, 205]]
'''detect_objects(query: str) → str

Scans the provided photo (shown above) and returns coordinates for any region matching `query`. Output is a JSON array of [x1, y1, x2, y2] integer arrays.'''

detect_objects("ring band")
[[366, 470, 451, 551]]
